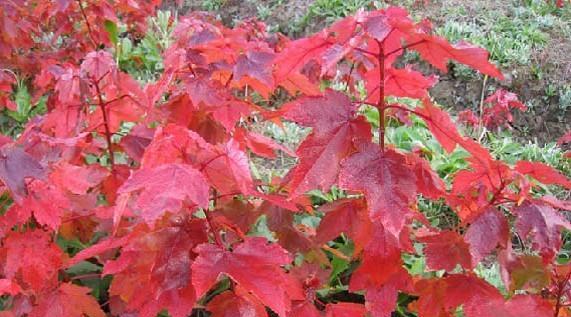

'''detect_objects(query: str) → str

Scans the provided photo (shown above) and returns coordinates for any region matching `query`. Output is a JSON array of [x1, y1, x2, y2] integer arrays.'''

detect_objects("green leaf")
[[104, 20, 119, 46]]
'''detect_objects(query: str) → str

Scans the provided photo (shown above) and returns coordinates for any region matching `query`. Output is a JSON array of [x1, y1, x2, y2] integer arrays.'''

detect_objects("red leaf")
[[234, 128, 296, 159], [515, 201, 571, 258], [233, 51, 275, 98], [557, 131, 571, 145], [3, 230, 64, 292], [50, 162, 108, 195], [464, 208, 509, 264], [515, 160, 571, 189], [366, 67, 437, 103], [418, 100, 464, 153], [192, 237, 304, 317], [29, 283, 105, 317], [464, 294, 552, 317], [339, 145, 417, 236], [0, 145, 46, 202], [315, 198, 373, 253], [118, 163, 210, 224], [80, 50, 116, 81], [105, 221, 207, 317], [208, 288, 268, 317], [274, 35, 331, 84], [413, 274, 502, 317], [325, 303, 366, 317], [350, 224, 407, 290], [15, 179, 70, 230], [68, 234, 131, 266], [282, 90, 370, 197], [418, 231, 473, 271], [0, 279, 20, 296], [408, 35, 503, 79], [263, 202, 314, 253]]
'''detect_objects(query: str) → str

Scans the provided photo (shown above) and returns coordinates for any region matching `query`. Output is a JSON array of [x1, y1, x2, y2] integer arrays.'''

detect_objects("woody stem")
[[92, 79, 115, 170], [377, 40, 386, 152]]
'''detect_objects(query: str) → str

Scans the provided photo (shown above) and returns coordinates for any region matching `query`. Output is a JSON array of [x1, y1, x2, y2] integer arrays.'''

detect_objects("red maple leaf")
[[28, 283, 105, 317], [417, 230, 473, 271], [281, 90, 371, 197], [118, 163, 210, 224], [339, 145, 417, 236], [192, 237, 304, 317]]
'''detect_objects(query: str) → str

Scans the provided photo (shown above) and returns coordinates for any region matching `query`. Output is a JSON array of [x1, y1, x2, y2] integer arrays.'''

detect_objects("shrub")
[[0, 1, 570, 317]]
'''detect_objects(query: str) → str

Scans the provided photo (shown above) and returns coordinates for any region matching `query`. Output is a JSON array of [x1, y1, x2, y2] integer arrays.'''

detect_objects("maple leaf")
[[105, 220, 207, 317], [499, 254, 550, 293], [515, 160, 571, 189], [0, 145, 46, 202], [184, 79, 255, 132], [208, 287, 268, 317], [13, 179, 70, 230], [68, 234, 132, 266], [213, 199, 262, 234], [325, 303, 366, 317], [234, 127, 296, 159], [118, 163, 210, 224], [233, 51, 275, 98], [417, 99, 464, 153], [515, 201, 571, 258], [350, 223, 408, 291], [140, 124, 214, 168], [203, 139, 255, 195], [418, 230, 473, 271], [273, 35, 331, 84], [315, 198, 373, 253], [464, 208, 509, 264], [3, 230, 65, 292], [407, 35, 504, 79], [289, 301, 322, 317], [192, 237, 304, 317], [339, 145, 417, 236], [0, 279, 20, 296], [263, 202, 314, 253], [28, 283, 105, 317], [366, 67, 437, 103], [407, 152, 446, 200], [50, 162, 108, 195], [413, 274, 502, 317], [281, 90, 371, 197], [463, 294, 552, 317], [80, 50, 117, 82], [119, 124, 154, 162], [558, 131, 571, 145]]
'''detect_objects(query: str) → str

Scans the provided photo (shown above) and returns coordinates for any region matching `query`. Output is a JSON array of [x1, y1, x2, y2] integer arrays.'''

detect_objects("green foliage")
[[117, 11, 175, 81], [292, 0, 374, 34]]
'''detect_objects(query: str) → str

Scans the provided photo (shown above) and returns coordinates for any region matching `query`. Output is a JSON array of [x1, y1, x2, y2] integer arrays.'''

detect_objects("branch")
[[376, 40, 386, 152], [92, 77, 115, 170], [76, 0, 98, 50]]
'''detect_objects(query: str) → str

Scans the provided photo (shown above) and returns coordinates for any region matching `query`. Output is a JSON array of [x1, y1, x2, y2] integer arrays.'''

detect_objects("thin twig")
[[92, 77, 115, 170], [477, 74, 489, 142], [76, 0, 98, 50]]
